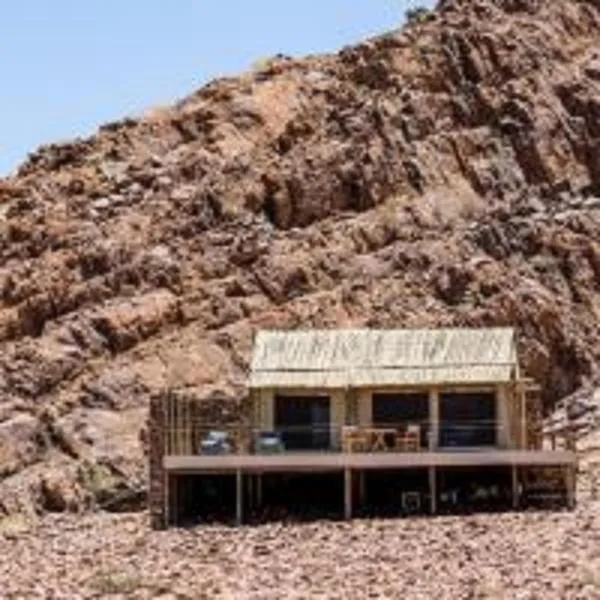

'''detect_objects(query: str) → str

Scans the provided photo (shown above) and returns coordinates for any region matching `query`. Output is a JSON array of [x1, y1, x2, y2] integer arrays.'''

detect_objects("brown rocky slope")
[[1, 0, 600, 516]]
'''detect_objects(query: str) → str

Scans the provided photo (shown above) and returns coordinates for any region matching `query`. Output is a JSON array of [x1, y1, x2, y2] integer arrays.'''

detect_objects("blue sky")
[[0, 0, 434, 176]]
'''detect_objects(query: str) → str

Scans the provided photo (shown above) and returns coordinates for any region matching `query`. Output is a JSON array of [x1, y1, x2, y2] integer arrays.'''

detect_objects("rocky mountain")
[[1, 0, 599, 516]]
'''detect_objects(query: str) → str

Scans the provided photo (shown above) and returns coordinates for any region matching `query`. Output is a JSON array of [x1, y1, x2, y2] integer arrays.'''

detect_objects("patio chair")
[[198, 430, 232, 455], [394, 424, 421, 452], [255, 431, 285, 454], [342, 426, 368, 453], [405, 424, 421, 451]]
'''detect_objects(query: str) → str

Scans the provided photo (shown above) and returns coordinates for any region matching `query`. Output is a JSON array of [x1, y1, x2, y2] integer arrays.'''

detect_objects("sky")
[[0, 0, 434, 176]]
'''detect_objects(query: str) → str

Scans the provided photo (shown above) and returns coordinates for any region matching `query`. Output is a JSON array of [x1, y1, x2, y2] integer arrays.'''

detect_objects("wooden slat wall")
[[164, 395, 195, 455]]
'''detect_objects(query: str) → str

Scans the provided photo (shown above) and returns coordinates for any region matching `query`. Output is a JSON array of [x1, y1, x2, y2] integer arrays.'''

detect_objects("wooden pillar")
[[344, 468, 352, 519], [236, 470, 243, 525], [173, 475, 180, 526], [357, 390, 372, 428], [346, 388, 358, 426], [566, 427, 575, 452], [247, 473, 254, 512], [496, 385, 508, 448], [257, 473, 263, 507], [510, 384, 520, 449], [164, 472, 170, 527], [359, 471, 366, 505], [519, 385, 527, 450], [511, 465, 519, 509], [429, 388, 439, 451], [429, 467, 437, 515], [566, 465, 576, 510]]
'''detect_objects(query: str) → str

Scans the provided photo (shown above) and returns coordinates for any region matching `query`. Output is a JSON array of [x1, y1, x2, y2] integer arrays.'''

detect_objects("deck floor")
[[164, 449, 576, 473]]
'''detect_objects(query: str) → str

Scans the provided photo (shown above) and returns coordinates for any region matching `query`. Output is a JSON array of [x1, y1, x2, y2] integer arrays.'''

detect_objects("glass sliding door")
[[372, 393, 429, 447], [439, 392, 497, 448], [274, 395, 331, 450], [310, 400, 331, 449]]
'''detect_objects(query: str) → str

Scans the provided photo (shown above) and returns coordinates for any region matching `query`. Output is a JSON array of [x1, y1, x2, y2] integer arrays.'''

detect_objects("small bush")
[[581, 567, 600, 589], [251, 56, 275, 72], [0, 513, 32, 537], [77, 462, 119, 505], [88, 570, 143, 595]]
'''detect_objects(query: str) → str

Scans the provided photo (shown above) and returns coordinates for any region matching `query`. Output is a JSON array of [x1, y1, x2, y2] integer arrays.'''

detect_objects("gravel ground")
[[1, 462, 599, 600]]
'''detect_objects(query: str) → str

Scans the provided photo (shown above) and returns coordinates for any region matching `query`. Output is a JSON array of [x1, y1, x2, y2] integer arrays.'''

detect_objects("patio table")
[[363, 428, 397, 452]]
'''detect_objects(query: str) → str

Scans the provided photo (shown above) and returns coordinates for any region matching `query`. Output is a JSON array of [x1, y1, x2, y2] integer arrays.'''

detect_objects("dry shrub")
[[88, 570, 143, 595]]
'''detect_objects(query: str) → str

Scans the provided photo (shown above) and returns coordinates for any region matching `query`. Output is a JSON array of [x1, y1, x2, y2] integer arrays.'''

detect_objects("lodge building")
[[149, 327, 577, 528]]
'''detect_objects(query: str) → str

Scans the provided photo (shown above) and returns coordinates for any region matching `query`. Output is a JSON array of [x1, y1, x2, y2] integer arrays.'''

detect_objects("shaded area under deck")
[[163, 450, 576, 526]]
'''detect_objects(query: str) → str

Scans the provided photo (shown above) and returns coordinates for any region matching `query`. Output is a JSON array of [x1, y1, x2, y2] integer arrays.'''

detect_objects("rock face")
[[1, 0, 600, 515]]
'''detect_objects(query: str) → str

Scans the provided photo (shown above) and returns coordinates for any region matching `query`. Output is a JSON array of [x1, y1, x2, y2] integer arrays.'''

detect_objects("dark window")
[[274, 396, 331, 450], [372, 393, 429, 447], [439, 392, 497, 447]]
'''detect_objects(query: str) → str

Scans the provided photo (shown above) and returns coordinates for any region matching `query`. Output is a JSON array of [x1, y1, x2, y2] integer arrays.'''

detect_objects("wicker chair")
[[405, 424, 421, 451]]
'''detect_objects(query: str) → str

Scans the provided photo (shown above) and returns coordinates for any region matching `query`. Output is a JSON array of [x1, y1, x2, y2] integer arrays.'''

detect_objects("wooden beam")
[[236, 470, 243, 525], [429, 388, 439, 451], [173, 475, 179, 526], [511, 465, 519, 509], [566, 465, 576, 510], [518, 377, 541, 392], [519, 384, 527, 450], [566, 427, 576, 452], [344, 468, 352, 519], [429, 466, 437, 515], [358, 471, 366, 506], [248, 473, 254, 512], [257, 473, 263, 507], [164, 472, 170, 527]]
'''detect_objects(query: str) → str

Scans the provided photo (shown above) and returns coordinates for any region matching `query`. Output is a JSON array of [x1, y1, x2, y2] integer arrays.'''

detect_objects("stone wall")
[[148, 395, 167, 530]]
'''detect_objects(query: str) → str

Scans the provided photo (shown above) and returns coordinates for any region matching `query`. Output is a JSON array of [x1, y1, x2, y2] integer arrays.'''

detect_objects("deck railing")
[[162, 420, 577, 457]]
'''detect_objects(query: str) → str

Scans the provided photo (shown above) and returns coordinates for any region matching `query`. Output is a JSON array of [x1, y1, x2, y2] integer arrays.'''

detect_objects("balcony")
[[156, 419, 578, 527], [163, 420, 576, 459]]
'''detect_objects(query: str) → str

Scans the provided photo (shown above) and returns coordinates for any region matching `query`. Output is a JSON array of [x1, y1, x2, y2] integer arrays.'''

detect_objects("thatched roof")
[[249, 328, 517, 389]]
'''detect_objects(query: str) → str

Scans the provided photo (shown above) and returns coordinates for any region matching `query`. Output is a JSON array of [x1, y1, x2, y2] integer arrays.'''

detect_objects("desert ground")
[[1, 454, 598, 600]]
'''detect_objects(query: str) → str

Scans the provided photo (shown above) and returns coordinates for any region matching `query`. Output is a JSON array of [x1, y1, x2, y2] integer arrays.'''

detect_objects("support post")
[[172, 475, 179, 526], [236, 470, 243, 525], [566, 426, 575, 452], [257, 473, 263, 507], [511, 465, 519, 509], [429, 467, 437, 515], [429, 388, 440, 451], [164, 472, 170, 527], [248, 473, 254, 513], [359, 471, 366, 506], [344, 468, 352, 519], [519, 385, 527, 450], [566, 465, 576, 510]]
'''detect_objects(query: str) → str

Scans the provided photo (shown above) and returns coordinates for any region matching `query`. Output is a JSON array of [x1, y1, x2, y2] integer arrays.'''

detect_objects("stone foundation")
[[149, 395, 167, 530]]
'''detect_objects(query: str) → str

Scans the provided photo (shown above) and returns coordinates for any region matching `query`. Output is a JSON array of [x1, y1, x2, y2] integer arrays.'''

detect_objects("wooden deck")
[[164, 449, 576, 473]]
